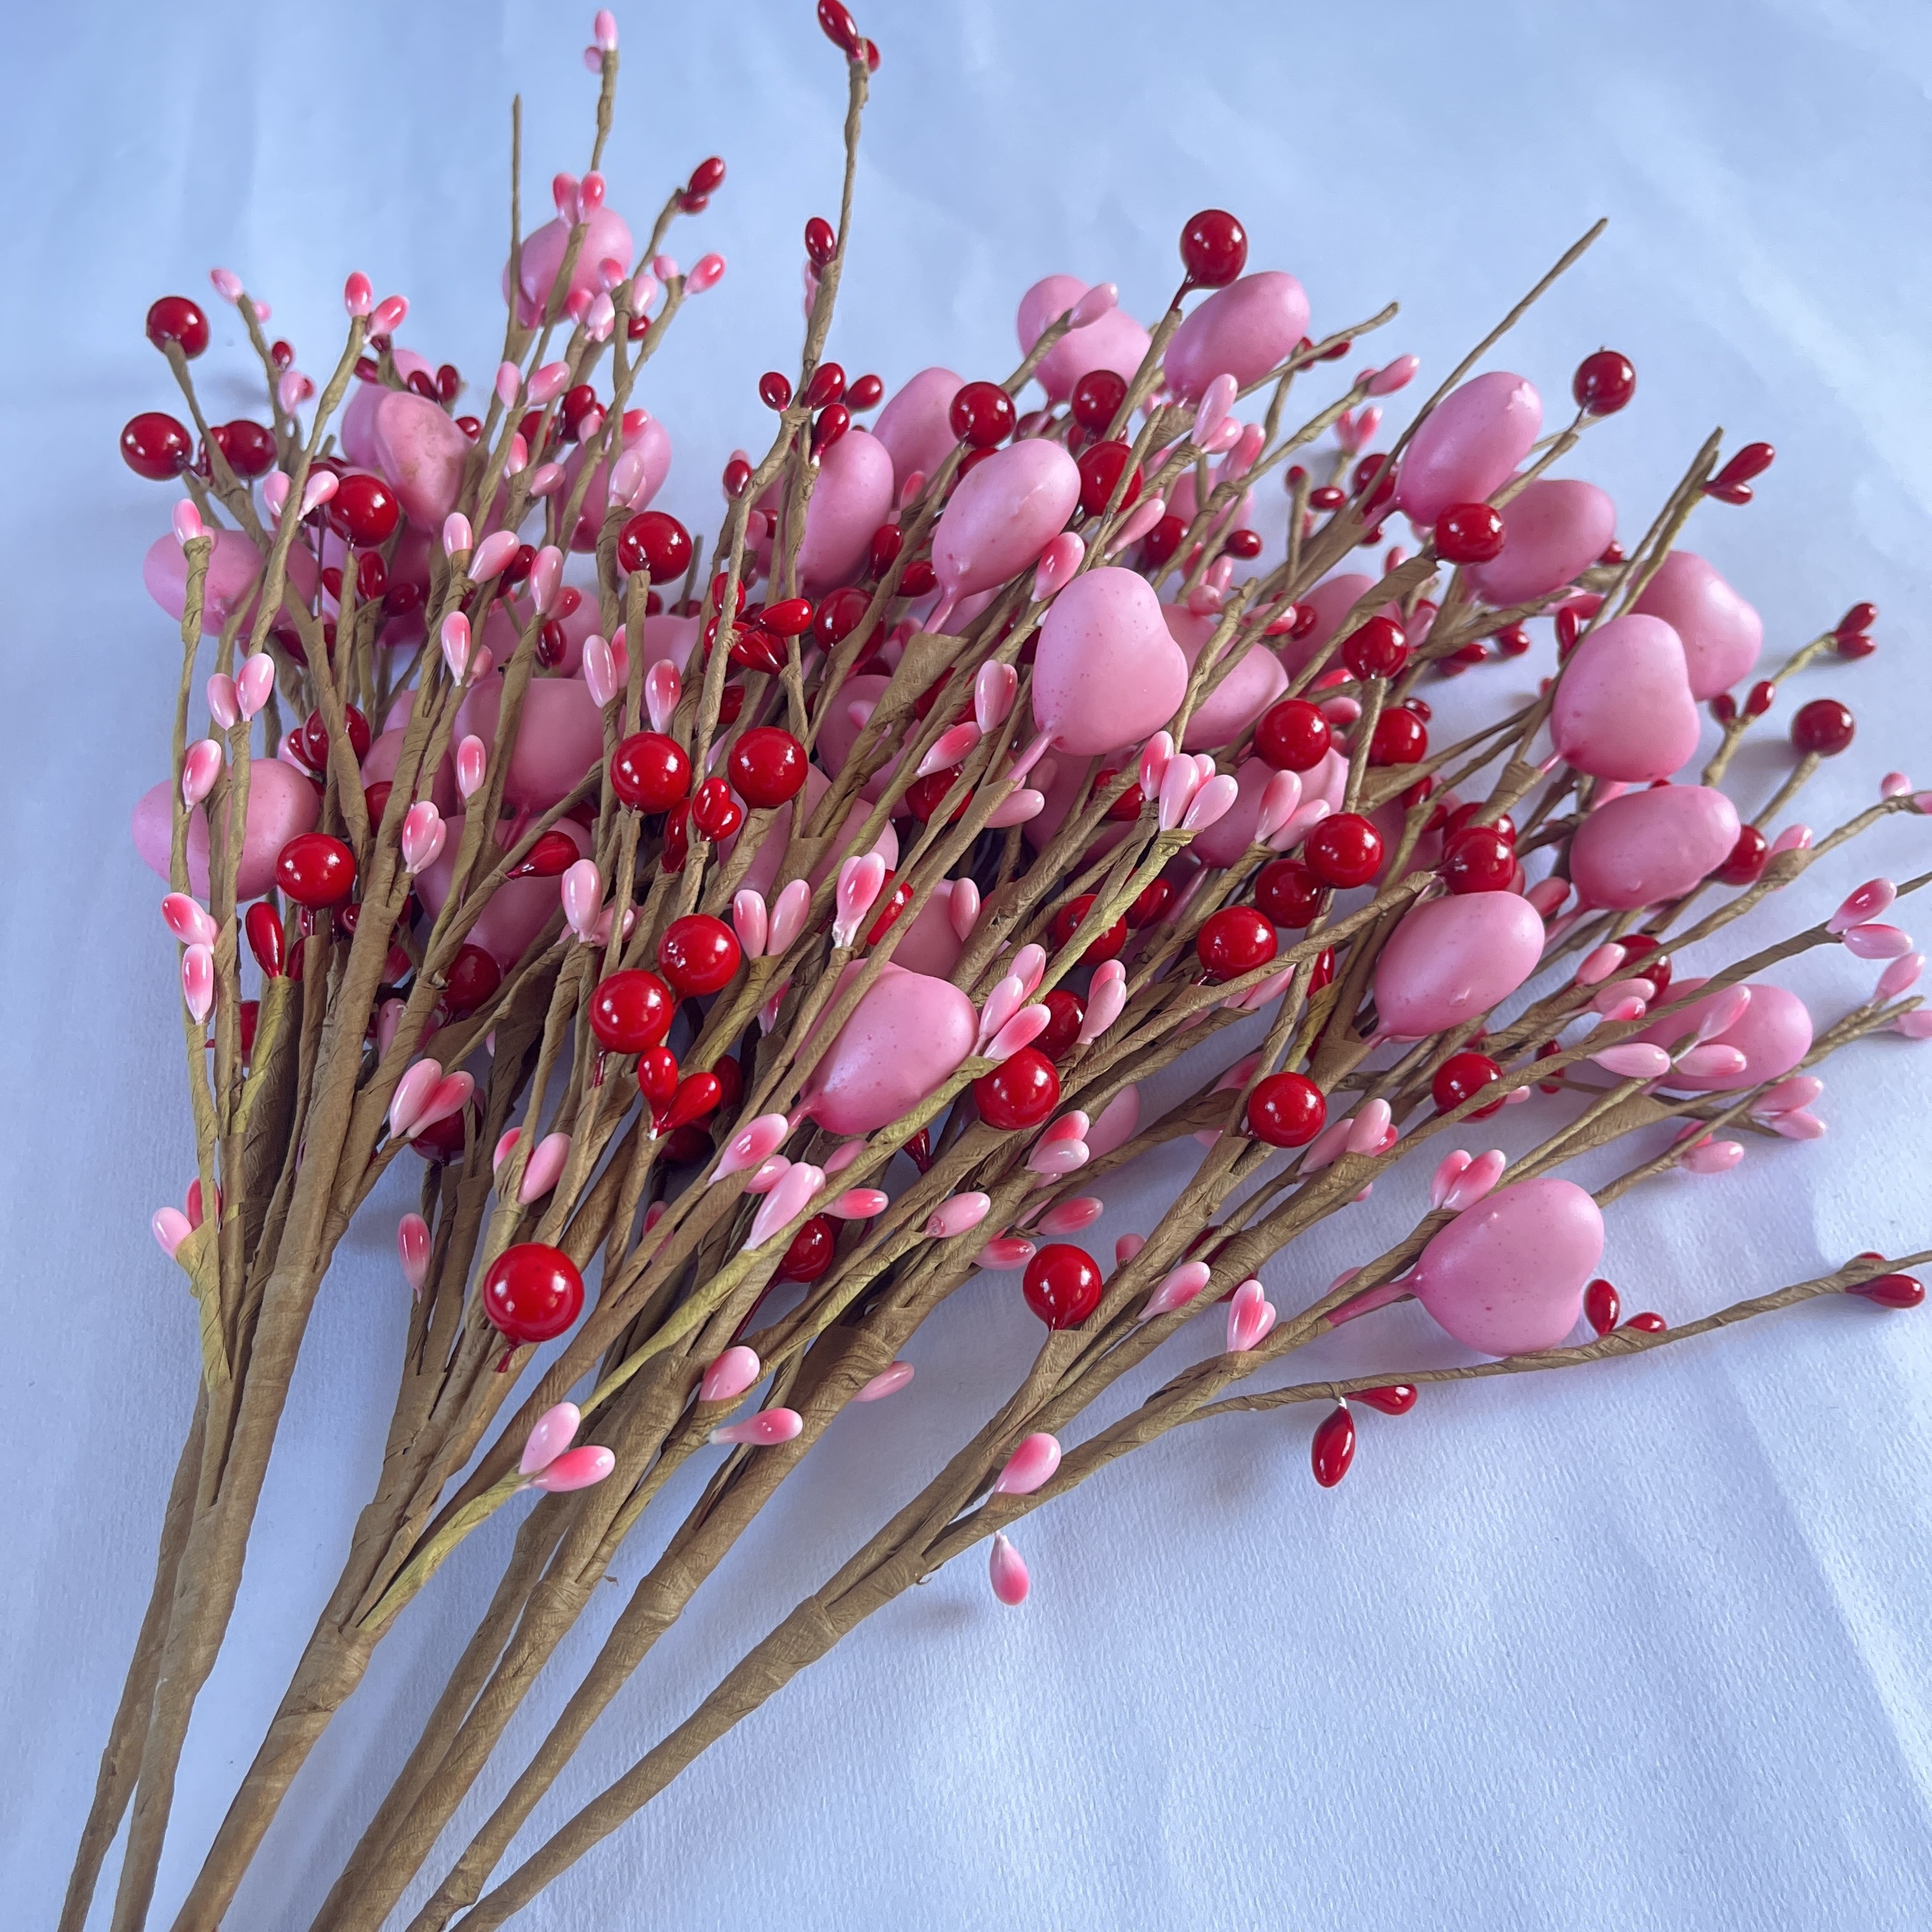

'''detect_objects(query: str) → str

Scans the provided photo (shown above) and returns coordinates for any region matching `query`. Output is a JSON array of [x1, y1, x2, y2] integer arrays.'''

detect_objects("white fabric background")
[[4, 1, 1931, 1926]]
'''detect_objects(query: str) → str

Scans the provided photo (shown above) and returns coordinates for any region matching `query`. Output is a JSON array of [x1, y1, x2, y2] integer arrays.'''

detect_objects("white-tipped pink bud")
[[408, 1071, 473, 1139], [397, 1212, 431, 1298], [652, 253, 680, 283], [297, 469, 337, 519], [1692, 985, 1752, 1041], [710, 1409, 804, 1448], [180, 739, 223, 809], [1443, 1148, 1507, 1211], [993, 1432, 1062, 1499], [948, 877, 981, 942], [1038, 1197, 1103, 1238], [343, 272, 374, 318], [1140, 1261, 1211, 1321], [1844, 923, 1912, 960], [1830, 877, 1897, 933], [153, 1206, 194, 1259], [528, 544, 564, 615], [853, 1361, 914, 1402], [560, 859, 602, 942], [1181, 772, 1239, 832], [1754, 1075, 1823, 1117], [768, 878, 812, 955], [1430, 1149, 1473, 1209], [517, 1132, 572, 1203], [400, 802, 445, 874], [1769, 1108, 1828, 1141], [277, 370, 314, 413], [1138, 730, 1174, 802], [204, 671, 240, 732], [172, 499, 206, 548], [1896, 1011, 1932, 1039], [377, 997, 405, 1061], [975, 1236, 1037, 1271], [529, 1446, 615, 1492], [492, 1129, 521, 1174], [494, 362, 522, 409], [700, 1346, 763, 1405], [1303, 1118, 1354, 1172], [1226, 1278, 1278, 1353], [1078, 960, 1128, 1043], [917, 721, 982, 778], [1192, 372, 1238, 452], [1769, 823, 1812, 854], [1880, 771, 1911, 799], [1106, 494, 1169, 558], [581, 636, 618, 710], [974, 661, 1018, 734], [1032, 532, 1085, 602], [1347, 1099, 1393, 1156], [528, 462, 567, 498], [1524, 875, 1570, 918], [1368, 353, 1420, 395], [744, 1157, 792, 1195], [388, 1059, 441, 1139], [1675, 1043, 1747, 1081], [833, 853, 887, 947], [437, 515, 472, 565], [593, 9, 619, 51], [234, 652, 275, 721], [1158, 752, 1205, 831], [1068, 281, 1118, 327], [1252, 770, 1303, 847], [453, 735, 487, 802], [1878, 952, 1924, 999], [440, 611, 472, 684], [687, 252, 726, 293], [977, 973, 1027, 1049], [644, 659, 680, 733], [986, 787, 1045, 827], [712, 1112, 791, 1183], [527, 361, 571, 406], [369, 295, 408, 336], [1591, 1043, 1671, 1079], [1576, 942, 1627, 987], [209, 266, 244, 302], [610, 444, 648, 505], [828, 1188, 888, 1219], [576, 169, 606, 216], [519, 1402, 582, 1475], [988, 1004, 1053, 1061], [161, 892, 218, 949], [733, 889, 769, 961], [1682, 1137, 1745, 1174], [504, 433, 530, 478], [988, 1531, 1030, 1606], [261, 472, 291, 521], [470, 528, 521, 581]]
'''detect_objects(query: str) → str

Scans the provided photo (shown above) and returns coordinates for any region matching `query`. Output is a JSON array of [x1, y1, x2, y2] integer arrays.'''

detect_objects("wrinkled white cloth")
[[4, 2, 1931, 1928]]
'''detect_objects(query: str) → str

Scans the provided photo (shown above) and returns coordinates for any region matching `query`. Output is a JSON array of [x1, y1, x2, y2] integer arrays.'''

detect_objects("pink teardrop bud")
[[1192, 372, 1238, 451], [948, 877, 981, 942], [400, 802, 446, 874], [993, 1432, 1062, 1496], [710, 1408, 804, 1447], [181, 944, 215, 1024], [582, 636, 618, 709], [408, 1071, 473, 1138], [455, 735, 487, 801], [1442, 1148, 1507, 1211], [528, 544, 564, 615], [369, 295, 408, 336], [700, 1345, 763, 1404], [1226, 1277, 1278, 1353], [397, 1212, 430, 1298], [1877, 952, 1924, 999], [1181, 772, 1240, 832], [1068, 282, 1118, 327], [1430, 1149, 1473, 1209], [516, 1131, 572, 1203], [768, 879, 812, 955], [712, 1113, 792, 1183], [205, 673, 240, 731], [519, 1402, 582, 1475], [833, 854, 887, 947], [236, 652, 275, 719], [1830, 878, 1897, 933], [1141, 1261, 1211, 1320], [181, 739, 222, 808], [342, 272, 373, 318], [1682, 1137, 1744, 1174], [1844, 923, 1912, 960], [974, 660, 1018, 733], [853, 1361, 915, 1402], [828, 1187, 889, 1219], [988, 1531, 1031, 1606], [1591, 1042, 1671, 1079], [1078, 961, 1128, 1042], [976, 1236, 1037, 1269], [645, 659, 680, 733], [560, 859, 602, 942], [687, 253, 726, 293], [387, 1059, 441, 1138], [926, 1192, 992, 1239], [470, 529, 521, 580], [162, 893, 218, 948], [152, 1206, 193, 1259], [1038, 1196, 1103, 1236], [733, 889, 769, 960], [1032, 532, 1085, 602], [529, 1446, 615, 1492], [440, 611, 472, 682]]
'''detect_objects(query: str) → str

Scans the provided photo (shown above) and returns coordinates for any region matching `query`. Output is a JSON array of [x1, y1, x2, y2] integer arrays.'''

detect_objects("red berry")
[[863, 873, 915, 946], [1713, 823, 1769, 887], [1625, 1311, 1669, 1335], [616, 510, 693, 581], [728, 726, 808, 808], [1197, 905, 1277, 981], [1712, 442, 1775, 491], [1179, 209, 1248, 288], [588, 970, 674, 1053], [1311, 1404, 1355, 1487], [300, 703, 371, 769], [896, 556, 936, 596], [1745, 679, 1776, 718], [778, 1214, 838, 1283], [949, 379, 1015, 448], [758, 371, 793, 410], [1572, 350, 1636, 415], [803, 217, 838, 270], [1246, 1071, 1326, 1147], [816, 0, 861, 54], [1441, 826, 1515, 894], [481, 1243, 583, 1346], [687, 155, 726, 196], [1791, 698, 1855, 756], [1848, 1272, 1926, 1309], [1356, 1384, 1418, 1415], [1254, 698, 1331, 772], [1441, 802, 1515, 846], [975, 1047, 1061, 1131], [1140, 514, 1188, 567], [244, 902, 286, 979], [1035, 989, 1085, 1060], [1432, 1051, 1505, 1119], [846, 372, 884, 410], [1342, 614, 1407, 680], [444, 944, 502, 1018], [1369, 706, 1428, 767], [1125, 877, 1175, 927], [1022, 1243, 1104, 1330], [762, 597, 815, 637], [1070, 368, 1128, 434], [610, 732, 691, 812], [121, 411, 192, 480], [146, 295, 210, 358], [275, 832, 356, 907], [814, 585, 872, 647], [1492, 623, 1531, 657], [1077, 439, 1142, 518], [1254, 858, 1324, 928], [689, 775, 745, 841], [658, 914, 742, 997], [1048, 893, 1126, 962], [1308, 947, 1336, 992], [1584, 1278, 1621, 1335], [1302, 813, 1383, 889], [1434, 501, 1506, 564]]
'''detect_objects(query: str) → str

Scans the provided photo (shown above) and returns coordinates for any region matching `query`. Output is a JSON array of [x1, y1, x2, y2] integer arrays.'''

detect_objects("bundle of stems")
[[70, 8, 1929, 1928]]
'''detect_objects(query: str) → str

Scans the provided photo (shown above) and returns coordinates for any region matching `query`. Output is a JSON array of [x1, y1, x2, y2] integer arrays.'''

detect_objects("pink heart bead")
[[372, 390, 474, 530], [1639, 977, 1814, 1092], [1163, 604, 1287, 750], [1632, 549, 1765, 700], [144, 527, 318, 637], [132, 756, 320, 902], [1032, 565, 1190, 755], [794, 425, 895, 591], [509, 207, 634, 326], [801, 963, 979, 1136], [1411, 1175, 1604, 1356], [931, 439, 1082, 611], [1552, 613, 1701, 781], [871, 367, 964, 494], [1162, 270, 1310, 403], [1464, 478, 1616, 606], [1569, 783, 1740, 910], [1395, 371, 1543, 528], [1372, 891, 1546, 1036]]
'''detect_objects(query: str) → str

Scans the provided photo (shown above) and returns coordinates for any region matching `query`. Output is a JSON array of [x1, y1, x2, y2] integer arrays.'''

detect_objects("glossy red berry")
[[1625, 1311, 1669, 1335], [121, 411, 193, 480], [658, 915, 742, 997], [687, 155, 726, 197], [1791, 698, 1855, 756], [1125, 877, 1175, 927], [610, 731, 691, 812], [1076, 439, 1142, 518], [443, 943, 502, 1018], [761, 597, 815, 638], [1179, 209, 1248, 288], [616, 510, 693, 582], [1583, 1278, 1621, 1335], [1492, 623, 1531, 657], [758, 371, 793, 410], [1711, 442, 1775, 492], [1572, 350, 1636, 416], [778, 1214, 838, 1284], [275, 832, 356, 907], [1713, 823, 1769, 887], [727, 726, 808, 808], [1223, 527, 1263, 560], [1342, 615, 1407, 680], [814, 585, 871, 647], [1254, 858, 1324, 928], [146, 295, 210, 358], [948, 379, 1015, 449], [805, 362, 846, 410], [689, 776, 745, 841], [1254, 698, 1331, 772], [846, 372, 884, 410], [1311, 1404, 1355, 1487], [1070, 368, 1128, 434], [1368, 705, 1428, 767], [588, 970, 674, 1053], [1197, 905, 1277, 981], [1432, 1051, 1505, 1119], [816, 0, 862, 54], [481, 1243, 584, 1345], [1246, 1071, 1326, 1147], [1441, 802, 1514, 846], [1441, 826, 1515, 894], [1302, 813, 1383, 889], [1848, 1271, 1926, 1309], [1434, 501, 1506, 564], [803, 217, 838, 270], [1745, 679, 1776, 718], [975, 1047, 1061, 1131], [1048, 893, 1127, 963], [1035, 989, 1085, 1060], [1355, 1384, 1418, 1415], [1140, 513, 1188, 567], [244, 902, 286, 979], [1022, 1243, 1104, 1330]]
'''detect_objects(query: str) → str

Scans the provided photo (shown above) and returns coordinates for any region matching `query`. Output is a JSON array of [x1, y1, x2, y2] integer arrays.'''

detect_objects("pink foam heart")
[[1631, 549, 1765, 700], [1569, 783, 1740, 910], [931, 439, 1082, 608], [1015, 275, 1152, 404], [1163, 604, 1287, 750], [1373, 891, 1546, 1036], [341, 348, 433, 468], [1639, 977, 1813, 1091], [1033, 565, 1189, 755], [1162, 270, 1310, 403], [132, 755, 320, 902], [1552, 613, 1701, 781], [794, 426, 895, 591], [801, 962, 979, 1135], [143, 528, 318, 638], [453, 673, 606, 810], [509, 207, 634, 326], [1464, 478, 1616, 606], [372, 390, 473, 530], [871, 366, 964, 494], [1412, 1175, 1604, 1356], [1395, 371, 1542, 528]]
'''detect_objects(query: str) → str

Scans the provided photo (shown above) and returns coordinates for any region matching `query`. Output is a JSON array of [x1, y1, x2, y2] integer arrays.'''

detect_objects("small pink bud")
[[733, 889, 769, 960], [408, 1071, 473, 1138], [298, 469, 337, 519], [1691, 985, 1752, 1041], [975, 1236, 1037, 1269], [977, 974, 1027, 1050], [993, 1433, 1062, 1496], [1140, 1261, 1211, 1321], [369, 295, 408, 336], [988, 1532, 1030, 1606], [948, 877, 981, 943], [277, 370, 313, 413], [1591, 1042, 1672, 1078], [517, 1132, 572, 1203], [1577, 942, 1627, 987], [710, 1409, 804, 1448], [162, 893, 218, 949], [1368, 354, 1420, 394], [235, 652, 275, 720], [441, 512, 473, 560], [388, 1060, 440, 1138], [528, 463, 567, 498], [1754, 1075, 1823, 1117], [400, 801, 446, 874], [1032, 532, 1085, 602], [986, 786, 1045, 827], [652, 254, 679, 284], [455, 735, 487, 801], [519, 1402, 582, 1475], [853, 1361, 915, 1402], [1443, 1149, 1507, 1211], [989, 1004, 1054, 1061], [181, 944, 215, 1024], [1346, 1099, 1393, 1156], [583, 636, 619, 709], [152, 1206, 193, 1259], [527, 544, 564, 615], [204, 672, 240, 732], [700, 1346, 763, 1404], [1192, 372, 1238, 451], [917, 721, 982, 779], [768, 879, 812, 955], [1138, 730, 1174, 801], [687, 253, 726, 293], [744, 1158, 791, 1195], [1254, 770, 1303, 845], [209, 266, 243, 302], [1844, 923, 1913, 960], [1430, 1149, 1473, 1209], [1226, 1277, 1278, 1353], [974, 660, 1018, 733], [560, 859, 602, 942], [1078, 962, 1128, 1043], [528, 1446, 615, 1493], [180, 739, 223, 809], [1068, 282, 1119, 327], [342, 272, 373, 318], [1115, 1233, 1146, 1266], [1769, 1108, 1827, 1140], [926, 1192, 993, 1239], [1682, 1137, 1745, 1174], [1877, 771, 1910, 799], [440, 612, 472, 684], [1675, 1043, 1747, 1080], [828, 1188, 889, 1219], [712, 1113, 792, 1183], [1893, 1010, 1932, 1039], [833, 853, 887, 947], [1768, 823, 1812, 855], [397, 1212, 430, 1298], [1878, 952, 1924, 999], [1038, 1196, 1103, 1236], [1830, 878, 1897, 933], [1182, 772, 1240, 832]]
